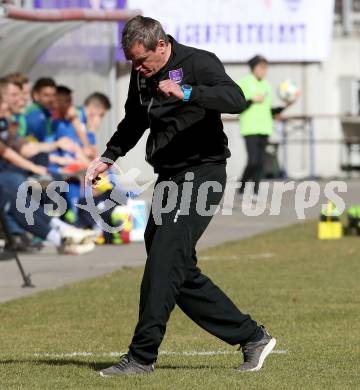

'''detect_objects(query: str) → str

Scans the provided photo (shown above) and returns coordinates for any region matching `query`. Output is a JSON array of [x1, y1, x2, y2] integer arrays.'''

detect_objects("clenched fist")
[[158, 80, 184, 100]]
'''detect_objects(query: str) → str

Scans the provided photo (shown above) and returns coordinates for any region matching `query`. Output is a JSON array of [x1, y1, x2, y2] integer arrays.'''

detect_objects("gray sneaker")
[[238, 326, 276, 372], [99, 353, 154, 377]]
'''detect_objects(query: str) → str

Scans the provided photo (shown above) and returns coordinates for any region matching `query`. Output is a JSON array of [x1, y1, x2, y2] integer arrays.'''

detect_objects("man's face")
[[2, 83, 23, 114], [33, 86, 56, 111], [253, 62, 268, 80], [126, 41, 168, 78], [86, 103, 107, 120], [56, 94, 72, 118]]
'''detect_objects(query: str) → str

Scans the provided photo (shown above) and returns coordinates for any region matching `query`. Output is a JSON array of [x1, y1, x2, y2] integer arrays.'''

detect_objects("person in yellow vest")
[[238, 55, 291, 197]]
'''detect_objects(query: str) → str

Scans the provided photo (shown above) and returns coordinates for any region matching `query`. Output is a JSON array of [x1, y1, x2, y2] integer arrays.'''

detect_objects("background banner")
[[128, 0, 335, 62], [33, 0, 126, 62]]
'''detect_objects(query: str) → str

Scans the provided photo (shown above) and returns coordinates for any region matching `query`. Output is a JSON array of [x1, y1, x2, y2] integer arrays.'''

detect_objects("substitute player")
[[88, 16, 276, 376], [237, 55, 293, 198]]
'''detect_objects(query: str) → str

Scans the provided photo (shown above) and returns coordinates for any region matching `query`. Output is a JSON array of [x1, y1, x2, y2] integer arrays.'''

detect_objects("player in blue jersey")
[[52, 86, 91, 224], [73, 92, 111, 159], [25, 78, 57, 143]]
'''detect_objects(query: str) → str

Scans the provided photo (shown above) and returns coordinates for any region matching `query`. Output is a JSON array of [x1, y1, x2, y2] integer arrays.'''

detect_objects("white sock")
[[46, 229, 62, 247], [50, 217, 72, 234]]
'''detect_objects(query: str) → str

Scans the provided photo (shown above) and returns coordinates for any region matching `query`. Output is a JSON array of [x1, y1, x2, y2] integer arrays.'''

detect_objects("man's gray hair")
[[122, 16, 169, 55]]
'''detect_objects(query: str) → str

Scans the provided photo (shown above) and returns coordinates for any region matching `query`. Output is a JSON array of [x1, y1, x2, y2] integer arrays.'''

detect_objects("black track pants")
[[129, 163, 258, 364], [240, 134, 268, 194]]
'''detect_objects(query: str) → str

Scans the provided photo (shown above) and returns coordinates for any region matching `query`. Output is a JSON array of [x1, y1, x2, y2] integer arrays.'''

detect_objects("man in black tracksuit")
[[90, 16, 276, 376]]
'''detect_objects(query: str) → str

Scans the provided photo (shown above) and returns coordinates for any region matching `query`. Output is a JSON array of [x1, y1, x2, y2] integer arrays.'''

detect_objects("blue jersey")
[[86, 131, 96, 146], [25, 102, 53, 142], [53, 119, 79, 145], [77, 106, 87, 126], [53, 117, 95, 147], [12, 113, 27, 138], [77, 106, 96, 146], [52, 119, 79, 164], [47, 119, 76, 174]]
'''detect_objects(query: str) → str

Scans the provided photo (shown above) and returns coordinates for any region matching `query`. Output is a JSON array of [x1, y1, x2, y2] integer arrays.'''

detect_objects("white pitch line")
[[32, 350, 288, 358], [199, 253, 275, 261]]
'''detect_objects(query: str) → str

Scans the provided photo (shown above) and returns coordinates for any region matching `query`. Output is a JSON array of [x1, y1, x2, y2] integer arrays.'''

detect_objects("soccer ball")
[[277, 79, 300, 103]]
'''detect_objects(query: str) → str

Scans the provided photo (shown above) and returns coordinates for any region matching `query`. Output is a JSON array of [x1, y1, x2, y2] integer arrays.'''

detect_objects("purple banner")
[[33, 0, 126, 62], [34, 0, 125, 11]]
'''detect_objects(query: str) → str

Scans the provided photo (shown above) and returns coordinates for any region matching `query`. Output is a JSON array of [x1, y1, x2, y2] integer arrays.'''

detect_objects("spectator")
[[52, 85, 90, 224], [0, 88, 47, 176], [237, 55, 291, 198], [0, 74, 111, 253], [6, 72, 31, 107], [0, 93, 97, 254], [0, 84, 22, 153], [0, 77, 25, 133], [0, 84, 82, 248], [76, 92, 111, 158], [0, 184, 97, 255], [25, 77, 57, 142], [53, 86, 81, 144], [51, 85, 90, 167], [0, 77, 80, 171], [0, 91, 47, 249]]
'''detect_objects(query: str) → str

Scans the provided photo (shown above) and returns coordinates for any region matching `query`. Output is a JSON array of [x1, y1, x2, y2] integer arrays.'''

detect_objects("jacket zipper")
[[137, 73, 156, 163], [147, 97, 155, 163]]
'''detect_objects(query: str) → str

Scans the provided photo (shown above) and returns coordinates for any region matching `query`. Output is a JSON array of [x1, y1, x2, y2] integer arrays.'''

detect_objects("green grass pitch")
[[0, 221, 359, 389]]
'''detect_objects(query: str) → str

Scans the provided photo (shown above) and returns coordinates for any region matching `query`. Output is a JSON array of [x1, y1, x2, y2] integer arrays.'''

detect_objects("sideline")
[[31, 350, 289, 358]]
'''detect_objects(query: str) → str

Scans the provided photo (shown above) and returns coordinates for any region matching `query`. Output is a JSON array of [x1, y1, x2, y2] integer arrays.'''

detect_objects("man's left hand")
[[158, 80, 184, 100]]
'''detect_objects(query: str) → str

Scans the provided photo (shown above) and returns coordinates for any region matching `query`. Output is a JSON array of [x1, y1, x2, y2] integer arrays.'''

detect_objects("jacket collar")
[[153, 35, 181, 82]]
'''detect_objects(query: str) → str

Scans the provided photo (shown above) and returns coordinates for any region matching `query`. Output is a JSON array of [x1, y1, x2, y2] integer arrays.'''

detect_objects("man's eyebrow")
[[137, 51, 150, 58]]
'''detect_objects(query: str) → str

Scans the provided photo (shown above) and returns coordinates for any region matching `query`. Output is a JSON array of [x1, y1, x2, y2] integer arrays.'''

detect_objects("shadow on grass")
[[0, 359, 109, 371], [0, 359, 228, 371]]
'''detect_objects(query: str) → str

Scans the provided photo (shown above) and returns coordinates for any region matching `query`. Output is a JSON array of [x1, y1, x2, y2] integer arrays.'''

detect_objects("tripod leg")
[[0, 211, 35, 288], [13, 251, 35, 288]]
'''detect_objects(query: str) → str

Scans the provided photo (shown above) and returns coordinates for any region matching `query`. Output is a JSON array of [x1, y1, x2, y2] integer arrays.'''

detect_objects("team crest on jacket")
[[169, 68, 183, 84]]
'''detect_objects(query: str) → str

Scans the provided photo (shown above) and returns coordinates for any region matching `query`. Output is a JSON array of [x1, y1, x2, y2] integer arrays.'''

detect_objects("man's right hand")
[[86, 158, 112, 187]]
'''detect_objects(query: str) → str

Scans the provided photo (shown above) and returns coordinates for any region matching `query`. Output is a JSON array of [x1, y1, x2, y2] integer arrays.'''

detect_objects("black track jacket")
[[102, 36, 247, 174]]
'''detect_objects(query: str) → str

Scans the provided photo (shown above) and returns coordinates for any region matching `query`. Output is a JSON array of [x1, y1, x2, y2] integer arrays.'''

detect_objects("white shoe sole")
[[61, 242, 95, 255], [62, 231, 98, 246], [240, 337, 277, 372]]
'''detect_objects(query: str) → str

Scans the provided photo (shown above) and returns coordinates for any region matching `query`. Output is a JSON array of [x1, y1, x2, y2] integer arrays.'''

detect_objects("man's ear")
[[32, 91, 39, 101], [157, 40, 167, 53]]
